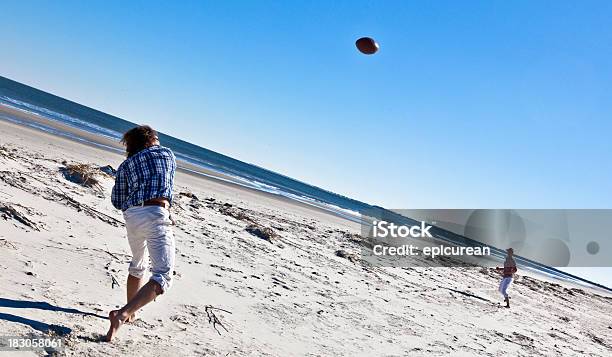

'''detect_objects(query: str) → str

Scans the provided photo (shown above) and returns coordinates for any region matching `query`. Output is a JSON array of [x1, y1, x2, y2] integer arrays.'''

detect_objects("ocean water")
[[0, 76, 373, 223], [1, 76, 608, 292]]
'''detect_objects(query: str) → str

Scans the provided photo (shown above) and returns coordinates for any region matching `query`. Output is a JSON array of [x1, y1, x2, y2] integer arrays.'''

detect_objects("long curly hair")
[[121, 125, 159, 157]]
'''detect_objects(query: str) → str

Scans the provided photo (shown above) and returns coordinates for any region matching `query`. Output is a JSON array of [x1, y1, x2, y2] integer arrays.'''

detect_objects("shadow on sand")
[[0, 312, 72, 336], [0, 297, 108, 336], [440, 287, 493, 303], [0, 297, 107, 319]]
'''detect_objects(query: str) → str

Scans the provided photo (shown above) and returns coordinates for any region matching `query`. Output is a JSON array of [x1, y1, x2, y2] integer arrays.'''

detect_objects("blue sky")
[[1, 0, 611, 210]]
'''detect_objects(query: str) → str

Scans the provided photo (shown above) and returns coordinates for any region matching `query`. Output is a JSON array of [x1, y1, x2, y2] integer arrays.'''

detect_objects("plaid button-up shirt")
[[111, 145, 176, 211]]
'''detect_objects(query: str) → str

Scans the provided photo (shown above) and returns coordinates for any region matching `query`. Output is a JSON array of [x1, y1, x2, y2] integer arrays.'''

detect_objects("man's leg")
[[500, 277, 511, 308], [105, 207, 175, 342], [106, 280, 162, 341], [106, 207, 148, 340], [124, 209, 149, 323], [126, 275, 145, 322]]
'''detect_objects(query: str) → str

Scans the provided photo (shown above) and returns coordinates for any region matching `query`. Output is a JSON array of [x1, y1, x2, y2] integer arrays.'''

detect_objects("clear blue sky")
[[1, 0, 611, 210]]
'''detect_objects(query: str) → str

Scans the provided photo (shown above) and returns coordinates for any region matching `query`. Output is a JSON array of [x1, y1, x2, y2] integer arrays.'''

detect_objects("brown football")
[[355, 37, 379, 55]]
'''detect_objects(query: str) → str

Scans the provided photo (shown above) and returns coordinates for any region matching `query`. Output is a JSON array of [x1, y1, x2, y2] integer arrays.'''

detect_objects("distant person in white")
[[496, 248, 517, 308]]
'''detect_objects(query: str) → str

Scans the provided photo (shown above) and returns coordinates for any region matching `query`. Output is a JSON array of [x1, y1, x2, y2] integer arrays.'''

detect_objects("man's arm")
[[166, 149, 177, 205], [111, 165, 128, 210]]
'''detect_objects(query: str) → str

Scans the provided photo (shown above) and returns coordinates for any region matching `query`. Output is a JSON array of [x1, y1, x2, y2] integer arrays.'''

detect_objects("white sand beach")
[[1, 117, 611, 356]]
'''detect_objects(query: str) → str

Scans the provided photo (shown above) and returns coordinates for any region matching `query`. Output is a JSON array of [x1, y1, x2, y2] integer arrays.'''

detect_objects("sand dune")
[[0, 119, 611, 356]]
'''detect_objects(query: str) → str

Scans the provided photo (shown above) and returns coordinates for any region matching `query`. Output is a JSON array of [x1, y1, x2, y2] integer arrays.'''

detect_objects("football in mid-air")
[[355, 37, 379, 55]]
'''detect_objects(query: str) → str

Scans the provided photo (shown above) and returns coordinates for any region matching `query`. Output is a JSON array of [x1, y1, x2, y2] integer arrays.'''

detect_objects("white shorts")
[[499, 277, 513, 298], [123, 206, 175, 293]]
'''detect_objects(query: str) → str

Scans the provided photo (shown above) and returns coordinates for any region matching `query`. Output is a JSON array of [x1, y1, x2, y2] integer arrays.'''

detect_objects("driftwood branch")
[[0, 238, 17, 249], [110, 274, 120, 289], [54, 187, 124, 227], [0, 202, 40, 231], [205, 305, 232, 335], [104, 244, 121, 261]]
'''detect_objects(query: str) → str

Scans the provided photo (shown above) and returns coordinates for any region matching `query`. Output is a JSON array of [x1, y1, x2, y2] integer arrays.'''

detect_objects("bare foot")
[[105, 310, 128, 342], [126, 313, 136, 323]]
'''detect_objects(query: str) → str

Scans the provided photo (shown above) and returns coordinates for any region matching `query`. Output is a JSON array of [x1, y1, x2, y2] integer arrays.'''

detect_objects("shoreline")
[[0, 103, 361, 225]]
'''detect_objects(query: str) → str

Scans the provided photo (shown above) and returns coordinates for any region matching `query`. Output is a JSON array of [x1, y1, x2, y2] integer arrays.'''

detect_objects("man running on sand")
[[496, 248, 517, 308], [105, 125, 176, 342]]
